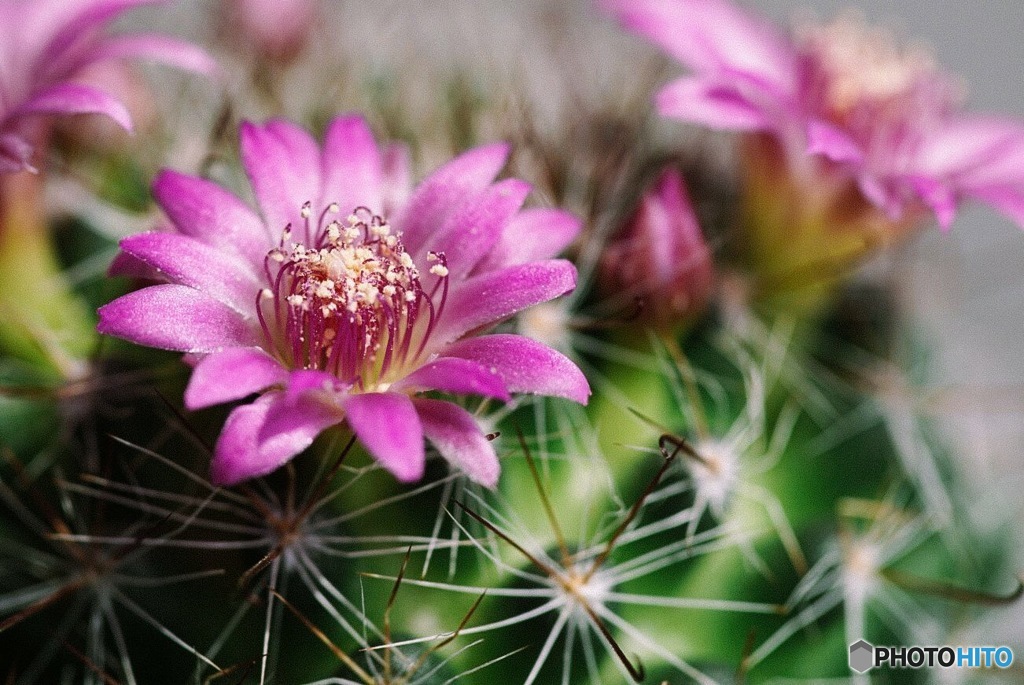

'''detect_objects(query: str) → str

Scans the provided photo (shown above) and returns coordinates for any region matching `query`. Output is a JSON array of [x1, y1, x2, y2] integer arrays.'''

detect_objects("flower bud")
[[600, 169, 714, 331], [224, 0, 318, 64]]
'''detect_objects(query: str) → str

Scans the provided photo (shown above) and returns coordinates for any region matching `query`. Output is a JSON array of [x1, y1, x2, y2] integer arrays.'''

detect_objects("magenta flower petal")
[[806, 121, 865, 164], [97, 284, 256, 352], [396, 143, 511, 253], [343, 393, 425, 482], [477, 208, 581, 272], [391, 357, 510, 401], [656, 76, 771, 131], [857, 176, 900, 220], [240, 119, 323, 235], [108, 250, 159, 279], [185, 348, 286, 410], [283, 369, 343, 399], [0, 133, 37, 173], [436, 259, 578, 344], [603, 0, 796, 89], [914, 118, 1024, 180], [421, 178, 532, 281], [13, 83, 132, 131], [209, 395, 276, 485], [83, 34, 221, 76], [914, 119, 1024, 220], [255, 393, 344, 466], [37, 1, 161, 59], [320, 115, 389, 215], [909, 177, 958, 231], [414, 398, 499, 488], [153, 170, 271, 265], [966, 186, 1024, 227], [442, 334, 591, 404], [119, 232, 262, 314], [211, 391, 341, 486]]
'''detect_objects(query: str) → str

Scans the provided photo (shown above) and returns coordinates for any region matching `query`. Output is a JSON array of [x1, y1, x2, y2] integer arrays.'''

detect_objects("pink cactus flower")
[[604, 0, 1024, 230], [600, 169, 714, 330], [98, 116, 590, 487], [0, 0, 217, 173]]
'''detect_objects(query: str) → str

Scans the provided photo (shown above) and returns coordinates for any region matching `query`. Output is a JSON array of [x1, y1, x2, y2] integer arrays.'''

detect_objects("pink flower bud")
[[601, 169, 714, 330], [225, 0, 318, 64]]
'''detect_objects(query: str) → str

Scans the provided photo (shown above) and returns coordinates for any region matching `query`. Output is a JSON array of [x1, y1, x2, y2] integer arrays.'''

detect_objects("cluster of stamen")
[[257, 204, 448, 390], [800, 17, 939, 121]]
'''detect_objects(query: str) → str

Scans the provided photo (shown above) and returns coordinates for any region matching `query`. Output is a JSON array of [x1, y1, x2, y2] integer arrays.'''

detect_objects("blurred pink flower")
[[600, 169, 714, 330], [0, 0, 217, 173], [224, 0, 317, 63], [98, 115, 589, 487], [605, 0, 1024, 230]]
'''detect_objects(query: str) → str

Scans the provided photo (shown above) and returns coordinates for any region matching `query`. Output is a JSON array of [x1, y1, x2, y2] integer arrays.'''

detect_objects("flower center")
[[800, 17, 939, 120], [257, 205, 448, 390]]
